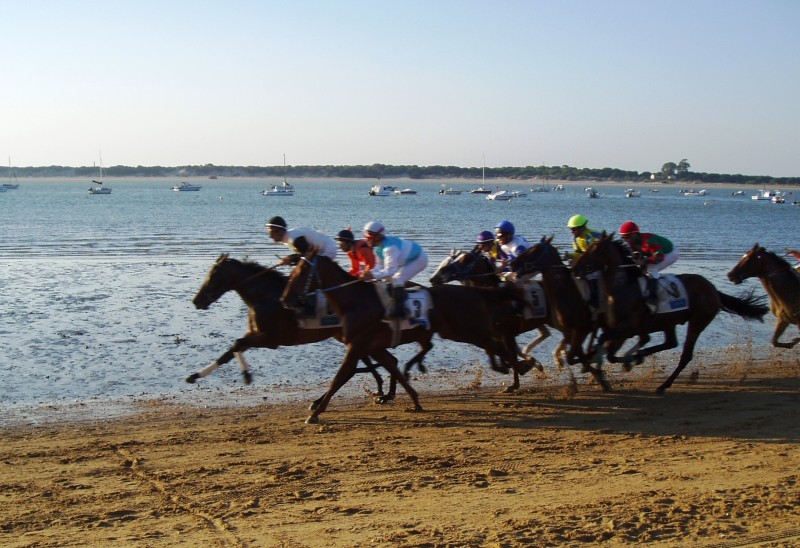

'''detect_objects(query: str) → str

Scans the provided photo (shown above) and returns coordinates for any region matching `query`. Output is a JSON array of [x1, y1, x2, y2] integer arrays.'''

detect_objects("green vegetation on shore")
[[9, 163, 798, 186]]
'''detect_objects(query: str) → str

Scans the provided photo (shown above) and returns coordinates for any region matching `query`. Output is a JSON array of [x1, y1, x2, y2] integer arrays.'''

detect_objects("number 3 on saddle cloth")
[[374, 284, 433, 330], [638, 274, 689, 313]]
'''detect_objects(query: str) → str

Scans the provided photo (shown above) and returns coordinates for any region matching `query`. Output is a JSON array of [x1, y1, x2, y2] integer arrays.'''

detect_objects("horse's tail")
[[717, 288, 769, 321]]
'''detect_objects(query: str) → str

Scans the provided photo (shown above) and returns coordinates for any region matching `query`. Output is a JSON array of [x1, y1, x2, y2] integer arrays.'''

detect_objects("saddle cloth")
[[515, 279, 547, 319], [638, 274, 689, 313], [296, 290, 342, 329], [374, 284, 433, 330]]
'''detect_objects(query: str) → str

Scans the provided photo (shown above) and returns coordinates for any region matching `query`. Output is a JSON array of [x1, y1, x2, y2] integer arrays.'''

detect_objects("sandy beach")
[[2, 356, 798, 547]]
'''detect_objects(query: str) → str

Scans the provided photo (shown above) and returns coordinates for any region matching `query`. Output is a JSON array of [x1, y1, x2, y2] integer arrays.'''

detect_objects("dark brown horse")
[[430, 249, 550, 390], [728, 244, 800, 348], [189, 254, 432, 407], [572, 233, 769, 394], [509, 237, 608, 389], [280, 254, 525, 423]]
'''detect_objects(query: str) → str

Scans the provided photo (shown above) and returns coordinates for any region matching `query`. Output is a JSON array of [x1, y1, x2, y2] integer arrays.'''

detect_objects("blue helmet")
[[494, 220, 515, 235]]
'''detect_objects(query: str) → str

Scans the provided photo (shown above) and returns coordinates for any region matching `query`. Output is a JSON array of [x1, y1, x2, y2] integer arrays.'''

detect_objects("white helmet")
[[363, 220, 385, 235]]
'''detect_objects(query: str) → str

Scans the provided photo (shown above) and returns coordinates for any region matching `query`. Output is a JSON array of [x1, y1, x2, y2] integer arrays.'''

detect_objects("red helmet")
[[619, 221, 639, 236]]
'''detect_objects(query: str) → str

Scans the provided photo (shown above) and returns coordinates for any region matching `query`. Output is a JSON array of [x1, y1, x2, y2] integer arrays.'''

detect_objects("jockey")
[[359, 221, 429, 318], [619, 221, 678, 304], [566, 214, 603, 308], [474, 230, 503, 268], [265, 216, 338, 266], [565, 214, 603, 264], [335, 228, 375, 276], [494, 220, 530, 276]]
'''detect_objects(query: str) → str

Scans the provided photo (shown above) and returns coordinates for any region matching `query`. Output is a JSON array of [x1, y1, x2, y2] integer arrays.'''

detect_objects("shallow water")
[[1, 179, 797, 425]]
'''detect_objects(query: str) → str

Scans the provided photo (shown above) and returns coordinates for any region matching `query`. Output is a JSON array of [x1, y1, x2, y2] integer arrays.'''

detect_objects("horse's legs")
[[370, 347, 423, 412], [234, 352, 253, 385], [353, 357, 385, 397], [772, 319, 800, 348], [379, 340, 435, 405], [186, 335, 256, 383], [656, 325, 700, 394], [306, 348, 362, 423], [521, 326, 550, 365]]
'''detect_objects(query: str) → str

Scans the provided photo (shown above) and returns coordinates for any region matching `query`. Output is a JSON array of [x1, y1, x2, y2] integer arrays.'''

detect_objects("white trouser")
[[648, 249, 678, 277], [391, 251, 429, 287]]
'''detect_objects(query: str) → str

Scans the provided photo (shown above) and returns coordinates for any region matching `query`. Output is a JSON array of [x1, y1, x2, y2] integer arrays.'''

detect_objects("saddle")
[[637, 274, 689, 313], [374, 284, 433, 330], [295, 290, 343, 329]]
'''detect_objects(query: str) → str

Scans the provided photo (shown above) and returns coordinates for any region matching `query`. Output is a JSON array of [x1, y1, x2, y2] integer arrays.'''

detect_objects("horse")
[[430, 249, 551, 390], [508, 237, 609, 390], [189, 254, 431, 407], [728, 244, 800, 348], [572, 233, 769, 394], [280, 254, 527, 423]]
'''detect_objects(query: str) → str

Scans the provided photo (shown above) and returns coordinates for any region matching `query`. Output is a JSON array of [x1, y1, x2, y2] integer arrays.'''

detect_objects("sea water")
[[1, 179, 797, 424]]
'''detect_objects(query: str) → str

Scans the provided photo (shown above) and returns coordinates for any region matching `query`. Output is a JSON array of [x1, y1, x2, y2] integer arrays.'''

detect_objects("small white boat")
[[731, 190, 745, 196], [530, 185, 550, 193], [553, 184, 565, 192], [486, 190, 512, 201], [173, 181, 202, 192], [586, 189, 599, 199], [394, 188, 417, 195], [625, 188, 641, 198], [88, 153, 111, 194], [752, 189, 778, 201], [262, 181, 294, 196], [439, 185, 462, 195], [368, 185, 393, 196], [771, 192, 786, 204], [683, 189, 708, 197]]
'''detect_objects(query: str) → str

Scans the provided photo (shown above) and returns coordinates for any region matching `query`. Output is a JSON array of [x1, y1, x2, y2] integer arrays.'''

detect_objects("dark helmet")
[[336, 229, 355, 241], [265, 215, 287, 229], [475, 230, 495, 243]]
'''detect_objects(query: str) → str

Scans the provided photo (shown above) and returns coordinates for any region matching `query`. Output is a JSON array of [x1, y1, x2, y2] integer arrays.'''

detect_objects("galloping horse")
[[281, 254, 525, 423], [431, 249, 550, 390], [189, 254, 431, 406], [509, 237, 608, 389], [573, 233, 769, 394], [728, 244, 800, 348]]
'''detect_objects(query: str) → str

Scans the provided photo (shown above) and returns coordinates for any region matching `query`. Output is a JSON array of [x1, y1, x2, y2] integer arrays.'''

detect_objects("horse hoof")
[[185, 374, 199, 384], [502, 386, 519, 394], [243, 371, 252, 385], [374, 396, 393, 405], [305, 415, 320, 424], [408, 405, 424, 413]]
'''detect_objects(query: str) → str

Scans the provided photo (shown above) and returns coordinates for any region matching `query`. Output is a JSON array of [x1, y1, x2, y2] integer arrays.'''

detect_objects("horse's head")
[[728, 243, 766, 284], [510, 236, 559, 275], [571, 232, 625, 278], [193, 254, 234, 310], [430, 249, 495, 286]]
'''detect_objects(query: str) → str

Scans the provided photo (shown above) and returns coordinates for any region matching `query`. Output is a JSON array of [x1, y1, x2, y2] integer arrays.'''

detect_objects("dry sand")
[[1, 357, 799, 547]]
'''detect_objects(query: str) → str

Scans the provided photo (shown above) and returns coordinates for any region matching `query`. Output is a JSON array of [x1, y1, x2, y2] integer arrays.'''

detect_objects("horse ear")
[[610, 232, 616, 239], [218, 253, 229, 263], [546, 235, 554, 244]]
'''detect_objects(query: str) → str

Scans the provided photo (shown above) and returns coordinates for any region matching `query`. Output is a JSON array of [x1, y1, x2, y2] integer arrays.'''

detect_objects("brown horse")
[[189, 254, 432, 407], [430, 249, 550, 390], [572, 233, 769, 394], [728, 244, 800, 348], [509, 237, 608, 389], [280, 254, 526, 423]]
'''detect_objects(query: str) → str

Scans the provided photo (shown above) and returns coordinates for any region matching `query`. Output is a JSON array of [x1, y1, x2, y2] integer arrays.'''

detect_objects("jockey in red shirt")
[[619, 221, 678, 304], [335, 229, 376, 276]]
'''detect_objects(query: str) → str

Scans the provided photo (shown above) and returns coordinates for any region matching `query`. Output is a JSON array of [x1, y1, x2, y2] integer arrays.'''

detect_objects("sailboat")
[[88, 153, 112, 194], [470, 154, 492, 193], [3, 158, 20, 189], [262, 154, 295, 196]]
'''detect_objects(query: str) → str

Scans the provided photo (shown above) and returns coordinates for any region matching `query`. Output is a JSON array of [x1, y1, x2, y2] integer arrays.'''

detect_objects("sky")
[[3, 0, 799, 177]]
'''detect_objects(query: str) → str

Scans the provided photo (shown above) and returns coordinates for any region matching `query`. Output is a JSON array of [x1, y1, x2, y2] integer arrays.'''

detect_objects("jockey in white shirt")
[[265, 216, 337, 265]]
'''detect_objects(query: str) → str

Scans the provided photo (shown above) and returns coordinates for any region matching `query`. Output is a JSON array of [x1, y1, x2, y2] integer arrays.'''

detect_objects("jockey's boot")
[[646, 277, 659, 306], [388, 286, 407, 319], [588, 278, 600, 309]]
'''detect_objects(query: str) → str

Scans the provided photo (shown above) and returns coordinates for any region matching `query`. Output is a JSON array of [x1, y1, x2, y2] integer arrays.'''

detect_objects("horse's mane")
[[610, 239, 636, 264], [229, 257, 287, 282], [761, 246, 794, 270]]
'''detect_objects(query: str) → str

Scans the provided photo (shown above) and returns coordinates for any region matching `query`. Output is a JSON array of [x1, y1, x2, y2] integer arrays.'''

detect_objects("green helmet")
[[567, 214, 588, 228]]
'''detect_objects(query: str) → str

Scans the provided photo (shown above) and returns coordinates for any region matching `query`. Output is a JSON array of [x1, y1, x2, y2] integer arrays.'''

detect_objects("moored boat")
[[88, 153, 111, 194], [394, 188, 417, 195], [262, 181, 294, 196], [172, 182, 203, 192], [368, 185, 393, 196]]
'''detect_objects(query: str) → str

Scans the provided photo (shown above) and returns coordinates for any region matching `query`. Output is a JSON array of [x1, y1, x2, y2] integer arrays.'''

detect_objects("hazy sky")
[[3, 0, 798, 176]]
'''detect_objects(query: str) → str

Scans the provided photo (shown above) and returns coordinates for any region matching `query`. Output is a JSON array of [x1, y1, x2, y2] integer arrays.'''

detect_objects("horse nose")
[[192, 295, 209, 310]]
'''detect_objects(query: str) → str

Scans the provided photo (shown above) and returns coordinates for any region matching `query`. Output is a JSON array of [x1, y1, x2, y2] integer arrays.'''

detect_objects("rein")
[[299, 256, 362, 297], [233, 264, 280, 290]]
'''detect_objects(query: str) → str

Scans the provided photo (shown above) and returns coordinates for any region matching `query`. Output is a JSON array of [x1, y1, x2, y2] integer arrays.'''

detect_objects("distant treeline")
[[10, 163, 799, 186]]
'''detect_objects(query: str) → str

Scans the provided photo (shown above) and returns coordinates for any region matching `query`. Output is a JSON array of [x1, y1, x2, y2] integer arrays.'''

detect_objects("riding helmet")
[[619, 221, 640, 235], [335, 229, 355, 241], [363, 220, 385, 235], [475, 230, 495, 243], [494, 220, 515, 235], [567, 214, 588, 228], [265, 216, 287, 229]]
